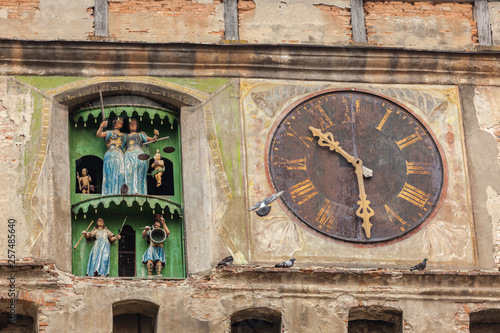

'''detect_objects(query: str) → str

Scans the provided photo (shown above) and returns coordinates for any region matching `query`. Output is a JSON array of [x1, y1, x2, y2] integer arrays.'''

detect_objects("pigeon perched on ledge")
[[410, 258, 427, 271], [248, 191, 284, 217], [275, 258, 296, 268], [217, 256, 233, 267]]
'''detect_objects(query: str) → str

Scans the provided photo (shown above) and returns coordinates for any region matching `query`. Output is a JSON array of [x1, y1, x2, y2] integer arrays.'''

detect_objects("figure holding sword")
[[81, 217, 121, 277]]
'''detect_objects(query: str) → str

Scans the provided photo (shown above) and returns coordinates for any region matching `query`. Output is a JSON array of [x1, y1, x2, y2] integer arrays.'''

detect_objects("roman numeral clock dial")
[[267, 90, 446, 243]]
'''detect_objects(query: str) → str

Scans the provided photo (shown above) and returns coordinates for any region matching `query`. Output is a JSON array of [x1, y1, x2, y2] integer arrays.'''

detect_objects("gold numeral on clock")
[[406, 161, 432, 175], [395, 131, 423, 150], [397, 182, 430, 209], [285, 127, 314, 148], [376, 109, 392, 131], [289, 179, 318, 205], [384, 205, 410, 231], [310, 105, 334, 131], [273, 157, 307, 171], [315, 199, 335, 229]]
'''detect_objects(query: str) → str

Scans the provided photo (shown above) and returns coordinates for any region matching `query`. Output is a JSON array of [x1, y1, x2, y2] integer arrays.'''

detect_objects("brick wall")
[[364, 1, 478, 50], [109, 0, 222, 18], [108, 0, 224, 43], [238, 0, 351, 45], [0, 0, 39, 19]]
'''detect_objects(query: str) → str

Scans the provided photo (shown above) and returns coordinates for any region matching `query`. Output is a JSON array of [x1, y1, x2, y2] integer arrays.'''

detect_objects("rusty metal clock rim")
[[264, 88, 449, 247]]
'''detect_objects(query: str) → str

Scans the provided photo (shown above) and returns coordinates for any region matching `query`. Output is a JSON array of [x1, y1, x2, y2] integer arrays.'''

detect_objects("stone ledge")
[[1, 39, 500, 85]]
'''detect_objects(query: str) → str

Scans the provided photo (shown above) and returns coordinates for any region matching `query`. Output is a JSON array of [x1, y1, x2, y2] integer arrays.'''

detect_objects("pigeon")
[[275, 258, 296, 268], [217, 256, 233, 267], [410, 258, 427, 271], [248, 191, 284, 217], [120, 183, 129, 194]]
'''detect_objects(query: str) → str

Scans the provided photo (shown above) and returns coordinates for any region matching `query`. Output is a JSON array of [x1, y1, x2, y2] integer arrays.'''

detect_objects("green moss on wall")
[[15, 76, 84, 91], [160, 78, 229, 93], [23, 92, 43, 191]]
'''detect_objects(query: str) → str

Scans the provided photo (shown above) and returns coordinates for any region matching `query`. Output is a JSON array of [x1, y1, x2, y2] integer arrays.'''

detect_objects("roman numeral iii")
[[395, 131, 423, 150]]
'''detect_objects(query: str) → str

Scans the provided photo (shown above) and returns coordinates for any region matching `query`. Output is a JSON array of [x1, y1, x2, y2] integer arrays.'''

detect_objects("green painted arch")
[[71, 194, 182, 216], [71, 105, 179, 126]]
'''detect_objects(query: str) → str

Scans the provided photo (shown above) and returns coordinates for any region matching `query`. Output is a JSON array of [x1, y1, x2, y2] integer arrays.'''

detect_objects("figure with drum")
[[142, 214, 170, 277]]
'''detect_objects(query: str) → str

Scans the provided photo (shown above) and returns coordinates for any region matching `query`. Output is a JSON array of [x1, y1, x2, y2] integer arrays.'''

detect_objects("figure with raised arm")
[[82, 218, 121, 276], [96, 117, 126, 195], [124, 118, 159, 194], [142, 214, 170, 277]]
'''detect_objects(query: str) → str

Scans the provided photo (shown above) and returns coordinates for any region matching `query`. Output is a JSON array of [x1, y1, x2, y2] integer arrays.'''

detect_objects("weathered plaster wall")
[[238, 0, 352, 45], [465, 86, 500, 269], [0, 0, 495, 51], [0, 0, 93, 40], [0, 78, 35, 260], [489, 2, 500, 46], [108, 0, 224, 43], [364, 1, 478, 50]]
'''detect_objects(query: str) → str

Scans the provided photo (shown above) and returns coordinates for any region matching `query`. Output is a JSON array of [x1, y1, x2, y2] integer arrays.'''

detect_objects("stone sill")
[[1, 261, 498, 277], [218, 265, 499, 276], [0, 261, 44, 268]]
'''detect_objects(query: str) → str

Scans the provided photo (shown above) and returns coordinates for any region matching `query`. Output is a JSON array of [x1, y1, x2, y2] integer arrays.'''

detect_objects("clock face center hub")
[[307, 123, 406, 209]]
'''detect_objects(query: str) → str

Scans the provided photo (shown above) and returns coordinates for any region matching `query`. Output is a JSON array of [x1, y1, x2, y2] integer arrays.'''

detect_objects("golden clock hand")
[[309, 126, 355, 163], [353, 159, 375, 238], [310, 126, 375, 238], [309, 127, 373, 177]]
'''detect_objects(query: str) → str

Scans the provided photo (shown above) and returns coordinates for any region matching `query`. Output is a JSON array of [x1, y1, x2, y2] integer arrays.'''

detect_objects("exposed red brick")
[[109, 0, 221, 18], [314, 4, 352, 41], [0, 0, 39, 18], [238, 0, 255, 23], [364, 1, 479, 46]]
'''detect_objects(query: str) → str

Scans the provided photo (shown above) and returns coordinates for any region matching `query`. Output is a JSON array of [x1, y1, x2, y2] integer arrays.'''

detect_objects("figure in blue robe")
[[83, 218, 120, 276], [124, 119, 158, 194], [97, 118, 126, 195]]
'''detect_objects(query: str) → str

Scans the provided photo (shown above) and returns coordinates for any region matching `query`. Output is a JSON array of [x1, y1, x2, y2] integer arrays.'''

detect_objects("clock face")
[[267, 90, 446, 244]]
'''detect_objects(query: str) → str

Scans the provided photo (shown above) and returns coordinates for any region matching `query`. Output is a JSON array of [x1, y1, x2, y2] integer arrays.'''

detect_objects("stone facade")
[[0, 1, 499, 332]]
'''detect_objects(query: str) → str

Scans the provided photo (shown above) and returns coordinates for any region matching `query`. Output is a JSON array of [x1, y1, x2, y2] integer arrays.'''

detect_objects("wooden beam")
[[475, 0, 493, 45], [224, 0, 239, 40], [94, 0, 109, 37], [351, 0, 367, 43]]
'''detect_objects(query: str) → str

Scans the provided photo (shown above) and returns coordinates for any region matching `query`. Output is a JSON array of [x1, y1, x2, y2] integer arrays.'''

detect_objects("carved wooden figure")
[[124, 118, 158, 194], [151, 149, 165, 187], [83, 218, 121, 276], [77, 168, 95, 194], [142, 214, 170, 277], [96, 117, 126, 195]]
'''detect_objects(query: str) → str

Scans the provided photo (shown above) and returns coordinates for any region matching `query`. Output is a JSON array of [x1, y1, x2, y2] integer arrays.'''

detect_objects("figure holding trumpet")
[[82, 218, 121, 276], [142, 214, 170, 277]]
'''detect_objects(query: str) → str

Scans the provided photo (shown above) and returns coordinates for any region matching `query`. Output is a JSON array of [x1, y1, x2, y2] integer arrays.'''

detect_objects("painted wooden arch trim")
[[70, 105, 179, 125], [71, 194, 182, 216]]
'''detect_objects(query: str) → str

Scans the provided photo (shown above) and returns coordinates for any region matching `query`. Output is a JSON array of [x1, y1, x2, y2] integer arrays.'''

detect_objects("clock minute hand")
[[309, 127, 373, 177]]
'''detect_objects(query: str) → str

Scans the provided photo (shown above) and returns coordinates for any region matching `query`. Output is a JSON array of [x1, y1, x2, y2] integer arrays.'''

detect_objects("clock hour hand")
[[309, 127, 373, 177], [310, 126, 375, 238]]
